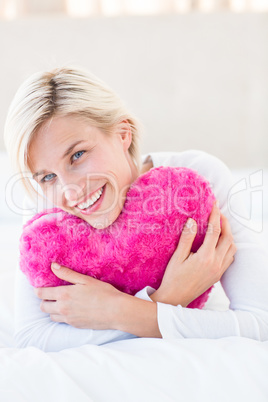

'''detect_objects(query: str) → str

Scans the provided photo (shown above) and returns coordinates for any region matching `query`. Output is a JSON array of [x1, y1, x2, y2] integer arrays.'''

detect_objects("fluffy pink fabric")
[[20, 166, 216, 309]]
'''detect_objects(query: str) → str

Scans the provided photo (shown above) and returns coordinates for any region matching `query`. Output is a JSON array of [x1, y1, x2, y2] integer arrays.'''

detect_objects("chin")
[[82, 209, 122, 229]]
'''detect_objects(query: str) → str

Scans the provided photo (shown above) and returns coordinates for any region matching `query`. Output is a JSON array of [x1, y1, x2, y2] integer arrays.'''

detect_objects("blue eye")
[[72, 150, 85, 162], [41, 173, 56, 183]]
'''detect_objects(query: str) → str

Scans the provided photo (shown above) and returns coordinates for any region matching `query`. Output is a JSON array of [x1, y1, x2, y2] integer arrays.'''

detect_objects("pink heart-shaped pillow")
[[20, 166, 215, 309]]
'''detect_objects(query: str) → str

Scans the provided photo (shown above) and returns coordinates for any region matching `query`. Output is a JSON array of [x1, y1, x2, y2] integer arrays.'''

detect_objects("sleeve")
[[14, 269, 136, 352], [14, 196, 136, 352], [156, 151, 268, 341]]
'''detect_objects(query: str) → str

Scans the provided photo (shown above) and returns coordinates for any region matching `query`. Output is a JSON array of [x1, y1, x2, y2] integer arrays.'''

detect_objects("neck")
[[128, 154, 153, 184]]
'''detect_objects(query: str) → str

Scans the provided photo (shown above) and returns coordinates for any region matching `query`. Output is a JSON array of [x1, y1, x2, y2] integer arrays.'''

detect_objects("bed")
[[1, 151, 268, 402]]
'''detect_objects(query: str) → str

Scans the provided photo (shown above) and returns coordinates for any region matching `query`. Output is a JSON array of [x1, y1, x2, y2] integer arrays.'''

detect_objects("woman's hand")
[[151, 202, 237, 306], [33, 200, 235, 336], [34, 266, 123, 330], [34, 264, 161, 337]]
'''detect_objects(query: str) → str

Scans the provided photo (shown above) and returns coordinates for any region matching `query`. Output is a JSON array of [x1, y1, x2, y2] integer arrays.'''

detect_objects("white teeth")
[[77, 186, 104, 210]]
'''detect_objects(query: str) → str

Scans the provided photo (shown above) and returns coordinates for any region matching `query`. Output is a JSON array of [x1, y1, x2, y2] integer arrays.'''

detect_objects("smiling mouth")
[[75, 185, 105, 213]]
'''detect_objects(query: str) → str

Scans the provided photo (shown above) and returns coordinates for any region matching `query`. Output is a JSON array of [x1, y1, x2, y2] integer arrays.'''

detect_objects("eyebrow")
[[62, 140, 86, 159], [32, 140, 86, 179]]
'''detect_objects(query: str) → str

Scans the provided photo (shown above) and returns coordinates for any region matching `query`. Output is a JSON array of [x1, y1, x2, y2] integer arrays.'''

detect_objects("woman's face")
[[28, 115, 138, 228]]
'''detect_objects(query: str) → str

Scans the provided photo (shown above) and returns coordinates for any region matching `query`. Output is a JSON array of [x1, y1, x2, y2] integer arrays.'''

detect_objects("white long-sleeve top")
[[14, 150, 268, 351]]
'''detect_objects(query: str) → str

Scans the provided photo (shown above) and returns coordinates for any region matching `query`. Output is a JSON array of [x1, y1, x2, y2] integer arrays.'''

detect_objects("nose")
[[64, 185, 81, 204]]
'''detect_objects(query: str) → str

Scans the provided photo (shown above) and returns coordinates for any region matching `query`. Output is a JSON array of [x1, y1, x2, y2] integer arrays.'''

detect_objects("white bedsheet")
[[1, 337, 268, 402], [1, 224, 268, 402], [1, 154, 268, 401]]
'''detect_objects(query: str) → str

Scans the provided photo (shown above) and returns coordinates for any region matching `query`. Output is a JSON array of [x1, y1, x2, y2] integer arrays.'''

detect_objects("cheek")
[[41, 185, 63, 208], [77, 154, 107, 177], [82, 156, 119, 185]]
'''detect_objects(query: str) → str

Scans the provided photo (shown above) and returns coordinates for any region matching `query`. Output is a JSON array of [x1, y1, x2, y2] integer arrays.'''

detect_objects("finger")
[[175, 218, 197, 262], [219, 242, 237, 276], [214, 214, 235, 260], [34, 280, 75, 301], [40, 300, 58, 315], [50, 314, 66, 323], [51, 263, 88, 285], [202, 201, 221, 252], [34, 286, 61, 301]]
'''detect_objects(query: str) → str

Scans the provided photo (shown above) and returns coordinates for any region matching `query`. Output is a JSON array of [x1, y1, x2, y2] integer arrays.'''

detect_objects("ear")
[[116, 120, 132, 152]]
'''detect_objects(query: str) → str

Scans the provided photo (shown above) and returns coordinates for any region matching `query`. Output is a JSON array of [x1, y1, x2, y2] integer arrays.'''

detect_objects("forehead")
[[28, 115, 98, 170], [33, 115, 98, 146]]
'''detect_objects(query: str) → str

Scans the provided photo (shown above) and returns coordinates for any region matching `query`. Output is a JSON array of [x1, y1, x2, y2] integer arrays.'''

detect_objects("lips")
[[77, 186, 104, 210], [74, 184, 106, 215]]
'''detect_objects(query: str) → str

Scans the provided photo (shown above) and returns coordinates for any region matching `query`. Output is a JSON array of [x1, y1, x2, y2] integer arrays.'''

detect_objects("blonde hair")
[[4, 66, 142, 199]]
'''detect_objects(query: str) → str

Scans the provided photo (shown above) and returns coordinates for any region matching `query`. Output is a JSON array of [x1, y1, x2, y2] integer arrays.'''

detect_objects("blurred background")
[[0, 0, 267, 236], [0, 0, 268, 166]]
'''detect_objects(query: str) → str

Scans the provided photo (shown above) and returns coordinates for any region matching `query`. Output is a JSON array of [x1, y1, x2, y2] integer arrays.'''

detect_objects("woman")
[[4, 67, 268, 352]]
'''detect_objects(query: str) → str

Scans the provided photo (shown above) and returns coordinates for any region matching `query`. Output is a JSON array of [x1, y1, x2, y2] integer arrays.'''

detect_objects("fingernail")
[[52, 262, 61, 270], [215, 200, 219, 208], [185, 218, 195, 229]]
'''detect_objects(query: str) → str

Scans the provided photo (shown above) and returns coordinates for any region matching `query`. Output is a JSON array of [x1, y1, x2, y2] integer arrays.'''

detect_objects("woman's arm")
[[14, 269, 138, 351], [20, 190, 228, 350], [154, 152, 268, 340], [19, 151, 268, 345], [14, 197, 137, 352], [34, 151, 268, 342], [156, 233, 268, 341], [150, 204, 236, 306], [34, 201, 231, 338]]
